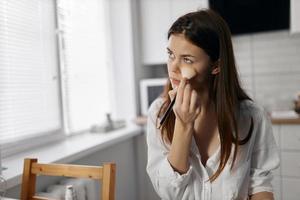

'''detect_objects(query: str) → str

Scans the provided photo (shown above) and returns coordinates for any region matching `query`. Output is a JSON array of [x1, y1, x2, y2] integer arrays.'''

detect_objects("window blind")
[[57, 0, 112, 133], [0, 0, 62, 144]]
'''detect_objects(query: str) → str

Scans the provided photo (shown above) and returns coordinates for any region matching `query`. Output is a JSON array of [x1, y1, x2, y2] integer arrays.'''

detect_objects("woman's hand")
[[167, 78, 200, 174], [173, 78, 200, 129], [249, 192, 274, 200]]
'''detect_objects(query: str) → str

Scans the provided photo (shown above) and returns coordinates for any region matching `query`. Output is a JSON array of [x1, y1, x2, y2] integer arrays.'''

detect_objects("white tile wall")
[[253, 32, 300, 75], [255, 73, 300, 110], [272, 177, 281, 200], [232, 30, 300, 110], [282, 177, 300, 200], [232, 35, 253, 76], [280, 125, 300, 150], [281, 151, 300, 177]]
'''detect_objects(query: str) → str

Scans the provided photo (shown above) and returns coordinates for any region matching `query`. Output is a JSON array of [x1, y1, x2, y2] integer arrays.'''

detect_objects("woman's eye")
[[167, 52, 175, 60], [183, 57, 193, 64]]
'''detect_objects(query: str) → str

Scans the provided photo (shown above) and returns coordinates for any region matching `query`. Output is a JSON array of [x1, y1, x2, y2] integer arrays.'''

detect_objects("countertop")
[[271, 117, 300, 124], [270, 110, 300, 124], [1, 124, 142, 189]]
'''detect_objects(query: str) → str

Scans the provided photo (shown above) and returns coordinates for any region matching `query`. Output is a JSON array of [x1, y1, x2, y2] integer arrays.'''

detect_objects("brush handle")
[[159, 95, 177, 128]]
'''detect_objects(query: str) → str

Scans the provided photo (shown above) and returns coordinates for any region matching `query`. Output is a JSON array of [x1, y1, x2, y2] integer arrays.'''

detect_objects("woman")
[[146, 9, 279, 200]]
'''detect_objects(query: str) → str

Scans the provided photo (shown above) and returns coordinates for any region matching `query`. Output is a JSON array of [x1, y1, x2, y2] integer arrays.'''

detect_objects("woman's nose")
[[168, 59, 180, 71]]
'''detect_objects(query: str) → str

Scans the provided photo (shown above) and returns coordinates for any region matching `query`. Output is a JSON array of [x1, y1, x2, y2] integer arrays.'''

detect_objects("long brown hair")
[[157, 9, 253, 182]]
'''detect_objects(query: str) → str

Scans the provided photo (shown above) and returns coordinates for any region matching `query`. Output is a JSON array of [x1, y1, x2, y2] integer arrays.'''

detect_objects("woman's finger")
[[182, 83, 191, 111], [189, 89, 198, 112], [175, 78, 186, 106]]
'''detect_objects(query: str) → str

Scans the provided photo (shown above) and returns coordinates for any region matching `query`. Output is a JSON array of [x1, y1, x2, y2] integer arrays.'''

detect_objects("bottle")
[[0, 175, 6, 198], [65, 185, 76, 200]]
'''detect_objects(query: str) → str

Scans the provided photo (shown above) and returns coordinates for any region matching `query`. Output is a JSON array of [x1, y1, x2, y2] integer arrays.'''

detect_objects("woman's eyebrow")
[[166, 47, 196, 58], [166, 47, 172, 52], [181, 54, 196, 58]]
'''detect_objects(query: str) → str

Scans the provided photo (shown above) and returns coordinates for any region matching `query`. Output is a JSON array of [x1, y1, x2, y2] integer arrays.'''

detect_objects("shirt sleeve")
[[146, 98, 194, 200], [248, 107, 280, 195]]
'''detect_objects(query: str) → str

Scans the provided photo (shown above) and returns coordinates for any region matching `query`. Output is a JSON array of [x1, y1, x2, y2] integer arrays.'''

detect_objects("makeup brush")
[[159, 67, 196, 128]]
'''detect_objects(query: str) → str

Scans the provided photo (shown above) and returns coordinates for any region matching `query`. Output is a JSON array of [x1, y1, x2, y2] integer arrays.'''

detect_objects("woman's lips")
[[170, 78, 180, 86]]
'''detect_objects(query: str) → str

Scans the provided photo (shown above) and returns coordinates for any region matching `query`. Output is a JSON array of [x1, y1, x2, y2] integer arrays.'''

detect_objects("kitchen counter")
[[270, 110, 300, 125], [271, 117, 300, 124], [1, 123, 142, 189]]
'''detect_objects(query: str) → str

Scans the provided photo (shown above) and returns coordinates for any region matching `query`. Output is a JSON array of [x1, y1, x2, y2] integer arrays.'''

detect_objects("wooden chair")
[[20, 158, 116, 200]]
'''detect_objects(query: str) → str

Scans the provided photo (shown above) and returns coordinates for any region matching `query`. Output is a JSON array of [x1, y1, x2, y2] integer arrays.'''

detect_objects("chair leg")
[[101, 163, 116, 200], [20, 158, 37, 200]]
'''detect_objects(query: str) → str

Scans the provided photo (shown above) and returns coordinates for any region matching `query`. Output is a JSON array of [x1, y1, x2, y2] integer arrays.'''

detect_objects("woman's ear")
[[211, 67, 220, 75], [211, 60, 220, 75]]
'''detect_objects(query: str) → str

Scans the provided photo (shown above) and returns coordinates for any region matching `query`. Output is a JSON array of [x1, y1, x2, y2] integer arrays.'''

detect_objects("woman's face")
[[167, 33, 212, 90]]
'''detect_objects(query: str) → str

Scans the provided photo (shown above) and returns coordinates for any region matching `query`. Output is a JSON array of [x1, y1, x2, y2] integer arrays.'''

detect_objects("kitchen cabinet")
[[140, 0, 208, 65], [291, 0, 300, 33], [271, 124, 300, 200], [140, 0, 171, 65], [170, 0, 209, 24]]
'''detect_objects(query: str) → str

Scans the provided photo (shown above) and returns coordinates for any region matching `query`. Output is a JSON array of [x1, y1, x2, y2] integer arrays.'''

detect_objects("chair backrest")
[[20, 158, 116, 200]]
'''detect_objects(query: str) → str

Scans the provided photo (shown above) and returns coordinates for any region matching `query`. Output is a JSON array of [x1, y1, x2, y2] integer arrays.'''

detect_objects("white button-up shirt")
[[146, 98, 280, 200]]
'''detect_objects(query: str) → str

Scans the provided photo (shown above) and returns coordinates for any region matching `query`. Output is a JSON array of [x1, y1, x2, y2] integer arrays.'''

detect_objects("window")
[[0, 0, 112, 156], [57, 0, 111, 133], [0, 0, 62, 155]]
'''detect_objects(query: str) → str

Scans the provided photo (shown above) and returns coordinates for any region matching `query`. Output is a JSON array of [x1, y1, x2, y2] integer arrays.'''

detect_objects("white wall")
[[233, 31, 300, 112], [108, 0, 137, 120]]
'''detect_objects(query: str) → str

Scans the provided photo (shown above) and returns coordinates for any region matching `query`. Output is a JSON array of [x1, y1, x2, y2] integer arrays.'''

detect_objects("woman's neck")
[[193, 87, 218, 137], [196, 87, 213, 114]]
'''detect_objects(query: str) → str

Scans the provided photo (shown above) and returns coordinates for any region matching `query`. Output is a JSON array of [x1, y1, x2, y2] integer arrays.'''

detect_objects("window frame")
[[0, 0, 66, 158]]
